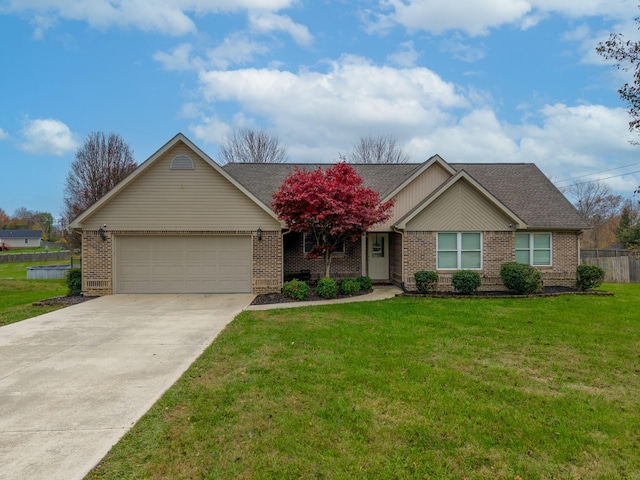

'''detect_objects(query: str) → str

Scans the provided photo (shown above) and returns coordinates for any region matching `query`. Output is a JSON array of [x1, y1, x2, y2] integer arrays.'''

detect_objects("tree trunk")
[[324, 250, 332, 278]]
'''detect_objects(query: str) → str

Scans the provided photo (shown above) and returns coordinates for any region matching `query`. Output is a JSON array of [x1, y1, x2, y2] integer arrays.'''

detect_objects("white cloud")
[[6, 0, 298, 36], [19, 118, 78, 156], [370, 0, 637, 36], [155, 34, 270, 71], [154, 43, 200, 71], [440, 34, 485, 62], [387, 41, 420, 67], [0, 128, 9, 140], [206, 33, 270, 69], [193, 55, 468, 157], [249, 12, 313, 46]]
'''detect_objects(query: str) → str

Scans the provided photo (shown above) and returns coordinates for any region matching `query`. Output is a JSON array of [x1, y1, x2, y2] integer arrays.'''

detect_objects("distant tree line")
[[0, 207, 56, 241]]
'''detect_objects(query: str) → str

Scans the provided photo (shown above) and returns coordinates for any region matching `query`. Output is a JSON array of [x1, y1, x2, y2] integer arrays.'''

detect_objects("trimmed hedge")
[[500, 262, 542, 295], [66, 268, 82, 296], [414, 270, 438, 293], [356, 275, 373, 292], [283, 279, 310, 300], [340, 278, 361, 296], [451, 270, 481, 295], [576, 264, 605, 291], [316, 277, 338, 299]]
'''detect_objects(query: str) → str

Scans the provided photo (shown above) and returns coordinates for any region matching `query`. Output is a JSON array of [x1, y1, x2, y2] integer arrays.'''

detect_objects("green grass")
[[87, 284, 640, 479], [0, 246, 68, 254], [0, 260, 68, 326]]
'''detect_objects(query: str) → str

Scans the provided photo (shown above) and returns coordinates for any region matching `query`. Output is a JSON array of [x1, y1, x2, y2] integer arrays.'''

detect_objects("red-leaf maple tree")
[[272, 162, 394, 278]]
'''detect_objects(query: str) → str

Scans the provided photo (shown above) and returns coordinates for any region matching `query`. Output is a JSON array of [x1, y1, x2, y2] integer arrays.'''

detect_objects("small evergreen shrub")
[[340, 277, 361, 296], [356, 275, 373, 292], [316, 277, 338, 299], [576, 264, 605, 291], [414, 270, 439, 293], [451, 270, 482, 295], [66, 268, 82, 296], [500, 262, 543, 295], [282, 279, 310, 300]]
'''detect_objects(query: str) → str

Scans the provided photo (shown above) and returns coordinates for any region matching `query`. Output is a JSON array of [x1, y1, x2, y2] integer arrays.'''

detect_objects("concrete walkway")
[[0, 294, 253, 480], [247, 285, 402, 310]]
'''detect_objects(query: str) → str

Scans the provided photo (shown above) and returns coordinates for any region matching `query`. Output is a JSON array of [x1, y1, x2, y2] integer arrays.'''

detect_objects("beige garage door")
[[115, 236, 251, 294]]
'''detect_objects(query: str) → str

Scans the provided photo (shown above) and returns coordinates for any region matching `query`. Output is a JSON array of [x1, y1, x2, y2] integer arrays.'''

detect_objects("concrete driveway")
[[0, 294, 253, 480]]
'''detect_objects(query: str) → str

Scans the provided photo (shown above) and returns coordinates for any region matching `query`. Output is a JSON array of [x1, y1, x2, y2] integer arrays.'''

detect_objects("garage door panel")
[[115, 236, 251, 294]]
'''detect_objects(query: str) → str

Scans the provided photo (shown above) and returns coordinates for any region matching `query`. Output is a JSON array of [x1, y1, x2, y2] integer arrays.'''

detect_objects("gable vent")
[[170, 155, 195, 170]]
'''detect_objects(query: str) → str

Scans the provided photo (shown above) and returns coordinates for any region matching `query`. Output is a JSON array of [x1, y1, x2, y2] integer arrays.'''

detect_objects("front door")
[[368, 233, 389, 280]]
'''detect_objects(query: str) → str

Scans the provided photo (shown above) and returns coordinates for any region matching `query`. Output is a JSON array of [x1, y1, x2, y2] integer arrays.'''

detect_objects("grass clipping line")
[[87, 284, 639, 479]]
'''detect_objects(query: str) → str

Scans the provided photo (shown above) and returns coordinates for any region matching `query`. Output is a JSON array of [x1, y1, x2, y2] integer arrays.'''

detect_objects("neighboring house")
[[70, 133, 589, 295], [0, 229, 42, 249]]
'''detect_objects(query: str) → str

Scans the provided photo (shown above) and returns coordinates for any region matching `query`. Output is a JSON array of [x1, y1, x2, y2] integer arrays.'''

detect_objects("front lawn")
[[0, 260, 67, 326], [89, 284, 639, 479]]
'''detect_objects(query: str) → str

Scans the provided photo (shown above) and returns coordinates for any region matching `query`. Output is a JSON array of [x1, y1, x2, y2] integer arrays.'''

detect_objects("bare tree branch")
[[346, 135, 410, 164], [218, 128, 288, 164]]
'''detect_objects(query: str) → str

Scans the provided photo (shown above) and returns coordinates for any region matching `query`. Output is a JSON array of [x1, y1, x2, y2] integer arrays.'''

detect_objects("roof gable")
[[451, 163, 588, 229], [70, 133, 282, 229], [396, 170, 526, 230]]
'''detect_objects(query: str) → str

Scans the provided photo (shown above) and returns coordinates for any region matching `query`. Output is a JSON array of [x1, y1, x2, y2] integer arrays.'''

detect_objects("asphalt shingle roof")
[[223, 161, 588, 230], [0, 229, 43, 238]]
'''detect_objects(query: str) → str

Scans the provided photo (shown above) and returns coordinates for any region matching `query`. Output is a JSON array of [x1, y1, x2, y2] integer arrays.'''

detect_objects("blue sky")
[[1, 0, 640, 223]]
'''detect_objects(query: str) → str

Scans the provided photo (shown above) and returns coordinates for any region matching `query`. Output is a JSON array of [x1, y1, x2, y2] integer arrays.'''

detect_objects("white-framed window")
[[437, 232, 482, 270], [515, 232, 552, 266], [303, 234, 345, 254], [24, 238, 29, 245]]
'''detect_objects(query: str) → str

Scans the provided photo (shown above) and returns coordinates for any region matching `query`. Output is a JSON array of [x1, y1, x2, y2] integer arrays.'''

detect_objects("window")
[[24, 238, 29, 245], [437, 232, 482, 269], [303, 234, 345, 254], [515, 233, 552, 266]]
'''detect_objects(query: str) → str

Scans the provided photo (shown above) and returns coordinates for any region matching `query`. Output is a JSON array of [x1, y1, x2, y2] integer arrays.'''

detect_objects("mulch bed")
[[251, 289, 373, 305], [251, 285, 612, 305], [32, 296, 99, 307], [402, 285, 613, 299]]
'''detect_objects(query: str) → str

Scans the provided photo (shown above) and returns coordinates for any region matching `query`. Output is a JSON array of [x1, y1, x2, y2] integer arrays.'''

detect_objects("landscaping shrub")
[[500, 262, 542, 294], [316, 277, 338, 299], [282, 279, 310, 300], [576, 264, 605, 291], [451, 270, 482, 295], [356, 275, 373, 292], [340, 278, 361, 296], [66, 268, 82, 296], [414, 270, 439, 293]]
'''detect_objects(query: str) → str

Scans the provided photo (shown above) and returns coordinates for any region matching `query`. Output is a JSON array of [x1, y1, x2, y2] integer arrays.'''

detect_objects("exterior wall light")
[[257, 227, 263, 241]]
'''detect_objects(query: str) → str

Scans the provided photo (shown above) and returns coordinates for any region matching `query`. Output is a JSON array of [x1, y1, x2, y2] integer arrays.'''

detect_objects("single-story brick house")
[[70, 133, 589, 295], [0, 229, 42, 249]]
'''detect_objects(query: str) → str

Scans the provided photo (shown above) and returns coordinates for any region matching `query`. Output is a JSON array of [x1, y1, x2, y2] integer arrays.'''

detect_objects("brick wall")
[[402, 230, 580, 292], [283, 232, 362, 280], [82, 231, 113, 295], [252, 230, 282, 294]]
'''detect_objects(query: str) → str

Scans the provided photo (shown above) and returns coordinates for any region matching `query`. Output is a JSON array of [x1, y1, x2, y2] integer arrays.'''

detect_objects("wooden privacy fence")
[[581, 248, 640, 259], [582, 256, 640, 283]]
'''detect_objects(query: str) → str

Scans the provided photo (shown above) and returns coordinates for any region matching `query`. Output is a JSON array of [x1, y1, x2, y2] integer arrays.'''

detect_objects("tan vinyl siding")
[[407, 179, 513, 231], [82, 142, 280, 231], [372, 163, 451, 232]]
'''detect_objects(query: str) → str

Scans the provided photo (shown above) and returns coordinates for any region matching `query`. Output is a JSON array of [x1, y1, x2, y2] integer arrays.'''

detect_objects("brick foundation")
[[402, 230, 580, 292]]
